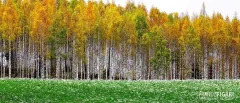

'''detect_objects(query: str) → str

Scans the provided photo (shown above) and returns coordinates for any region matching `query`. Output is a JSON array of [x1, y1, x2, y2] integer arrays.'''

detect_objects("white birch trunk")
[[97, 52, 100, 80], [140, 51, 142, 80], [22, 37, 25, 78], [80, 59, 82, 80], [3, 40, 5, 77], [46, 59, 50, 79], [234, 55, 237, 79], [104, 44, 108, 79], [97, 34, 100, 80], [110, 45, 115, 80], [87, 43, 90, 80], [31, 44, 35, 79], [204, 47, 208, 79], [56, 53, 60, 78], [27, 39, 30, 78], [8, 40, 11, 78], [36, 44, 39, 79], [41, 41, 44, 79], [61, 57, 65, 79]]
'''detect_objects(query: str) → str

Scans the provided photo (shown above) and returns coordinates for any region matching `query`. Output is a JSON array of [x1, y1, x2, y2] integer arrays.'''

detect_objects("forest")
[[0, 0, 240, 80]]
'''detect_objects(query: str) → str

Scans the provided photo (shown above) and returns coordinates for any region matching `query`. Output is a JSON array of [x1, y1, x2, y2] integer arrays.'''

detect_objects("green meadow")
[[0, 79, 239, 103]]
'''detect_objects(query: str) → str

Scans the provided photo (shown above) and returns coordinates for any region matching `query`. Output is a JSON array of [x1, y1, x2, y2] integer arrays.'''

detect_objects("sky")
[[99, 0, 240, 19]]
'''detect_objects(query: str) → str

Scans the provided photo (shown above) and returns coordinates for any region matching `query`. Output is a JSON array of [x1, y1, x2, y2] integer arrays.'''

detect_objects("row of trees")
[[0, 0, 240, 80]]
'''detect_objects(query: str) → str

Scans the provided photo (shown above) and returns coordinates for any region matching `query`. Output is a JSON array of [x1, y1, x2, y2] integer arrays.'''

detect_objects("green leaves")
[[134, 11, 149, 39], [150, 27, 170, 72], [141, 33, 151, 47]]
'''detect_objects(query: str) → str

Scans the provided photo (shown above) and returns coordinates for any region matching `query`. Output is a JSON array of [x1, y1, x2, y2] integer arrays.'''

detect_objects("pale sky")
[[99, 0, 240, 19]]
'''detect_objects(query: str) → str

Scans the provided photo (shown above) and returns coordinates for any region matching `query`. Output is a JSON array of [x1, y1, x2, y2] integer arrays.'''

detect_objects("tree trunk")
[[148, 46, 151, 80], [229, 49, 233, 79], [108, 43, 111, 80], [203, 46, 208, 79], [221, 52, 225, 79], [80, 59, 82, 80], [97, 30, 100, 80], [41, 41, 44, 79], [87, 42, 90, 80], [3, 40, 5, 78], [56, 54, 60, 78], [73, 38, 78, 80], [8, 40, 11, 78]]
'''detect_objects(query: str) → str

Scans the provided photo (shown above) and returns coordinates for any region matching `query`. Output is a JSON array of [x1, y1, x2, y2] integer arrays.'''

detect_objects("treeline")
[[0, 0, 240, 80]]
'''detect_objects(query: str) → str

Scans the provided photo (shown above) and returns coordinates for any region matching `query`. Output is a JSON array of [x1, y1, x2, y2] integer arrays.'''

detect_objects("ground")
[[0, 79, 239, 103]]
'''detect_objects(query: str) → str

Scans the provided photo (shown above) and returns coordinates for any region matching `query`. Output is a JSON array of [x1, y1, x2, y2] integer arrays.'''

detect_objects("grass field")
[[0, 79, 239, 103]]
